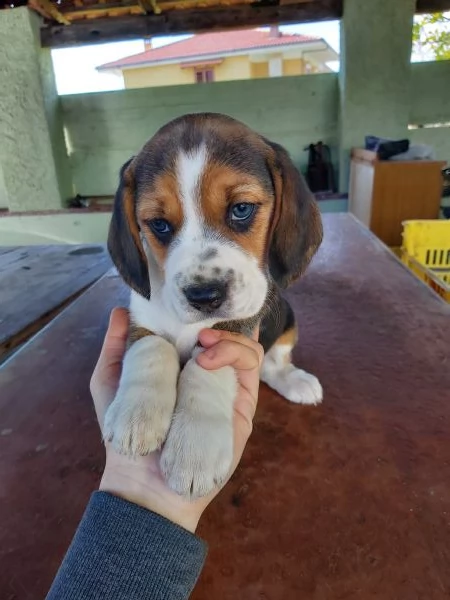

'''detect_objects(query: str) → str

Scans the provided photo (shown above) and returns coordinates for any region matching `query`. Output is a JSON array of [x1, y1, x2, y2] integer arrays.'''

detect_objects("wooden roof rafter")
[[49, 0, 261, 23], [139, 0, 162, 15], [6, 0, 448, 48], [28, 0, 70, 24]]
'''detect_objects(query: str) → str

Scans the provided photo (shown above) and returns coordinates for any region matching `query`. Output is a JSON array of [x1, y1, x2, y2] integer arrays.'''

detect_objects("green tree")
[[413, 12, 450, 60]]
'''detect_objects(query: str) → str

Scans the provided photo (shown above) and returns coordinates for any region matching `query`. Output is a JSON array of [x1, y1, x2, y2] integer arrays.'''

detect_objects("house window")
[[195, 69, 214, 83]]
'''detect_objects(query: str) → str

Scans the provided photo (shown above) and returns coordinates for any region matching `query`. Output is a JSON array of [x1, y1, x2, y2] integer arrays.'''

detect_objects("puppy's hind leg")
[[261, 307, 322, 405]]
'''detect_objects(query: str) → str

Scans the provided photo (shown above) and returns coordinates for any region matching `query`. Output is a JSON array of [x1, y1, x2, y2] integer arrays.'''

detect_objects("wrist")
[[99, 463, 203, 534]]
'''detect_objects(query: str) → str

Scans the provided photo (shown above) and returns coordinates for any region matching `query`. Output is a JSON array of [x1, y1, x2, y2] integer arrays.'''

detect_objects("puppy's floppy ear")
[[266, 141, 323, 288], [108, 158, 151, 299]]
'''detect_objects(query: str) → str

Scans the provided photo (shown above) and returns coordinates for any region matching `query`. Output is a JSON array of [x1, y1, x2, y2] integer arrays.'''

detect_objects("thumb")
[[98, 307, 129, 365], [91, 307, 129, 422]]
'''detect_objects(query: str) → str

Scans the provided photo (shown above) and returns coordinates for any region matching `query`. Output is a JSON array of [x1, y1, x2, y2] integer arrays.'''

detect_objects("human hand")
[[91, 308, 263, 533]]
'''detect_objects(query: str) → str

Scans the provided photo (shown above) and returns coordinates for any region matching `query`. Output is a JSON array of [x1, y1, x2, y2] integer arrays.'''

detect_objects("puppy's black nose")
[[183, 282, 227, 312]]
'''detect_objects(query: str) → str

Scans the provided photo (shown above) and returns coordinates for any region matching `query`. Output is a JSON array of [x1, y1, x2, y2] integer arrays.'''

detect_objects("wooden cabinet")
[[349, 148, 445, 246]]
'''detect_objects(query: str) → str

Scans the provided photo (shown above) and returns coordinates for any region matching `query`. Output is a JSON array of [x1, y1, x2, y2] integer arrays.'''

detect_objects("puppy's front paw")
[[103, 336, 179, 456], [103, 388, 174, 456], [160, 419, 232, 500], [160, 358, 236, 500]]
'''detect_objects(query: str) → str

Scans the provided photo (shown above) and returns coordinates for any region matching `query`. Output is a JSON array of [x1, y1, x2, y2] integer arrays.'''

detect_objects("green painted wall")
[[409, 61, 450, 164], [410, 61, 450, 125], [61, 60, 450, 199], [0, 164, 7, 210], [339, 0, 416, 189], [61, 74, 339, 197], [0, 8, 71, 211], [409, 127, 450, 163]]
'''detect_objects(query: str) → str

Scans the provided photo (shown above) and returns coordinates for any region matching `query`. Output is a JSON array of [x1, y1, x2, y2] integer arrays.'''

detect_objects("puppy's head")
[[108, 113, 322, 323]]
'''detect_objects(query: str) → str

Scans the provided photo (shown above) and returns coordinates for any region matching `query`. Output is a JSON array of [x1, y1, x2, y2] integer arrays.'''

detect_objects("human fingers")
[[197, 329, 263, 368], [196, 337, 262, 374], [197, 336, 262, 435]]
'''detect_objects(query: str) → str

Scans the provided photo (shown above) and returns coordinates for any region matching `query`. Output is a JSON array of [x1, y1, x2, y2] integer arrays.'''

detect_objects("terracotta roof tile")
[[98, 28, 321, 70]]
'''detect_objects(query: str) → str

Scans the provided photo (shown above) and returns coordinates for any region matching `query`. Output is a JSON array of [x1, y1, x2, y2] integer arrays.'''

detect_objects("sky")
[[51, 21, 341, 95]]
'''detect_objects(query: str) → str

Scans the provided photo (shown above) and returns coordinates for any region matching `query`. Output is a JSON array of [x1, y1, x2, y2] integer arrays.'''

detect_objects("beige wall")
[[122, 56, 316, 89], [250, 58, 305, 79], [251, 62, 269, 79], [123, 63, 193, 89], [214, 55, 251, 82], [123, 55, 251, 89], [283, 58, 304, 76]]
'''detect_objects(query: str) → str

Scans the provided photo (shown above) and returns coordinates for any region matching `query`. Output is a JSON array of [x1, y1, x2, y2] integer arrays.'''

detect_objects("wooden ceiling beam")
[[39, 0, 450, 48], [40, 0, 343, 48], [416, 0, 450, 13]]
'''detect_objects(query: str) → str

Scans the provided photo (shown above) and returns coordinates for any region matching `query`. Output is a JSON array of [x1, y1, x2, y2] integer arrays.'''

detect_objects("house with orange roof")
[[97, 26, 338, 89]]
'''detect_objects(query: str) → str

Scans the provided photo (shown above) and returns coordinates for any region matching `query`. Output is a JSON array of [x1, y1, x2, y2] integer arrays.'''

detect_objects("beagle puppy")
[[105, 113, 323, 499]]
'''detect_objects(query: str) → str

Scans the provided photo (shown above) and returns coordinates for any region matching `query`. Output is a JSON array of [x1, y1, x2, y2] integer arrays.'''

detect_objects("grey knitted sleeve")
[[46, 491, 207, 600]]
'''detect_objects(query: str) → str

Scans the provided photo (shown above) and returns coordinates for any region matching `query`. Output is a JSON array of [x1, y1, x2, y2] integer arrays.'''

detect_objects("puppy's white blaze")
[[176, 146, 207, 240]]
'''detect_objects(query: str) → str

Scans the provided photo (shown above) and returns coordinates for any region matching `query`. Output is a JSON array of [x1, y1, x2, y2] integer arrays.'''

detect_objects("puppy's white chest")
[[129, 291, 217, 362], [174, 326, 205, 363]]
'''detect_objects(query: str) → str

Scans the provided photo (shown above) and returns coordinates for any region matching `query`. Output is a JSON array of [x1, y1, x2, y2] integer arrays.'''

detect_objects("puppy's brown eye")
[[147, 218, 173, 244]]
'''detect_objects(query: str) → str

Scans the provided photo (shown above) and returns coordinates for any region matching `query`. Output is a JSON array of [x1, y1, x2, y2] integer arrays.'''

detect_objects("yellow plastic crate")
[[401, 220, 450, 303]]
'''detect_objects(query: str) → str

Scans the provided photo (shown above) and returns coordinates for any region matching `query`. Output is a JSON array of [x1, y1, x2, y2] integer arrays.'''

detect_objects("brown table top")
[[0, 244, 111, 361], [1, 214, 449, 599]]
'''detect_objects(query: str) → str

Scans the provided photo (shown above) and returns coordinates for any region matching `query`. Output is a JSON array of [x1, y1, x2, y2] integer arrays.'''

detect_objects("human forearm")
[[46, 492, 207, 600]]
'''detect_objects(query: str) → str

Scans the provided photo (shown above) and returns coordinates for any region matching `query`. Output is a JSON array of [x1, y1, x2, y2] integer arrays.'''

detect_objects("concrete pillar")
[[339, 0, 415, 191], [0, 164, 8, 210], [0, 7, 72, 212]]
